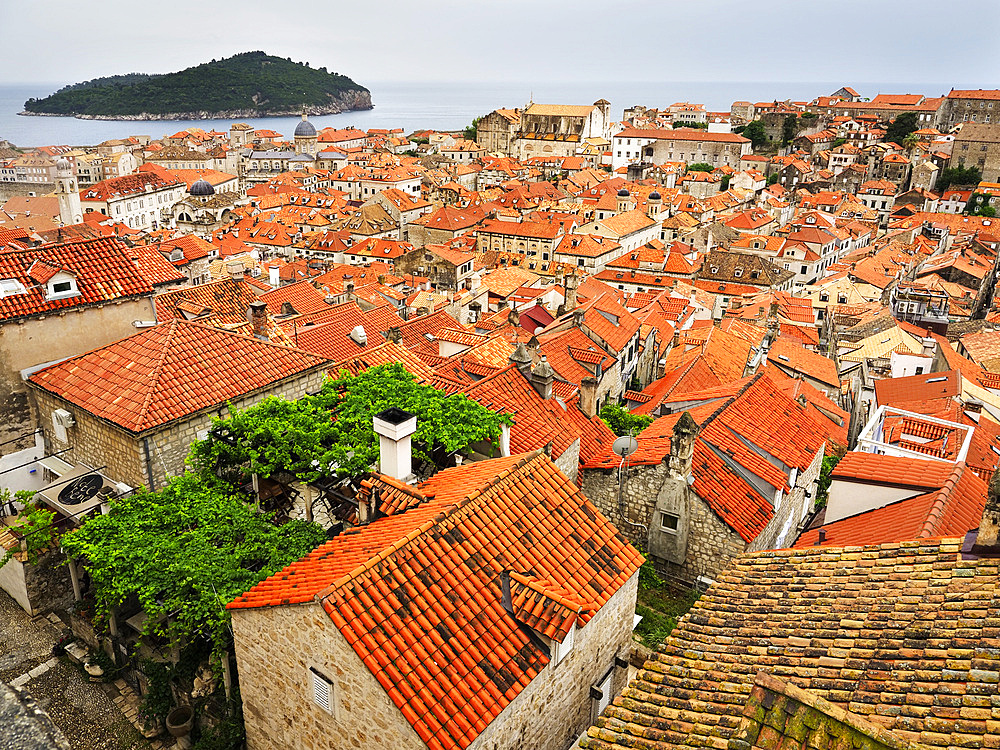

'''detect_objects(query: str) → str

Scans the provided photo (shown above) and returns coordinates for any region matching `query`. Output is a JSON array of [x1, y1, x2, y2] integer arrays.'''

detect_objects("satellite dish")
[[612, 436, 638, 458]]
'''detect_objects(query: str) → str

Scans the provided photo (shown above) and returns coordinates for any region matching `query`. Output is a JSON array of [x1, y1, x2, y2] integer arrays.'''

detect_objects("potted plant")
[[138, 660, 173, 737]]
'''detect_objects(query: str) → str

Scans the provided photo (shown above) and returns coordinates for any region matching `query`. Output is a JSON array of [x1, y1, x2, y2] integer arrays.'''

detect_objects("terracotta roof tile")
[[0, 237, 154, 322], [231, 452, 643, 750], [583, 537, 999, 750], [28, 320, 328, 433]]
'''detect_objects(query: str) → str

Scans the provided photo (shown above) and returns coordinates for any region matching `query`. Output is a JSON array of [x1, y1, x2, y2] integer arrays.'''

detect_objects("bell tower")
[[55, 158, 82, 226]]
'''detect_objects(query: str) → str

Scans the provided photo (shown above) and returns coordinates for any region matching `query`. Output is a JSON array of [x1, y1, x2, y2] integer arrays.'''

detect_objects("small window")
[[310, 667, 335, 714], [554, 623, 575, 664], [660, 512, 680, 533]]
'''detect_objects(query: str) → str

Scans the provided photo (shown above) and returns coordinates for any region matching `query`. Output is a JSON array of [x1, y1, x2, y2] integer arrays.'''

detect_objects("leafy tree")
[[463, 117, 481, 141], [767, 173, 779, 185], [884, 112, 918, 146], [815, 454, 840, 507], [741, 120, 768, 150], [937, 166, 983, 191], [189, 364, 511, 484], [720, 175, 731, 191], [967, 193, 997, 216], [61, 473, 327, 653], [673, 121, 707, 129], [781, 115, 799, 146], [832, 138, 847, 148], [687, 163, 714, 173], [600, 403, 652, 437]]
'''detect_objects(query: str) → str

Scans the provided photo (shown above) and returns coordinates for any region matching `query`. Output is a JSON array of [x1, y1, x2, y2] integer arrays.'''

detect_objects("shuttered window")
[[310, 668, 334, 713]]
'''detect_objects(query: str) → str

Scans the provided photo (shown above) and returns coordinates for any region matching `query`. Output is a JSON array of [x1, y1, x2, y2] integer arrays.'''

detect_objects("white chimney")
[[373, 407, 417, 481], [268, 264, 280, 287], [349, 325, 367, 346]]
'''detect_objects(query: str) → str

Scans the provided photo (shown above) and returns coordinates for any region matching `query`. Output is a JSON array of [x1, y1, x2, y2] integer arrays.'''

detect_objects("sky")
[[2, 0, 998, 87]]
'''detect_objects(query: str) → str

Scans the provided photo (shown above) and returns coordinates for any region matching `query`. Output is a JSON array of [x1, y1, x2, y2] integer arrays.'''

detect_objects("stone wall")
[[31, 387, 146, 489], [232, 572, 638, 750], [553, 438, 580, 484], [581, 462, 747, 583], [0, 182, 56, 201], [747, 448, 822, 553], [31, 367, 328, 491], [0, 548, 73, 616], [0, 392, 36, 451], [231, 602, 426, 750]]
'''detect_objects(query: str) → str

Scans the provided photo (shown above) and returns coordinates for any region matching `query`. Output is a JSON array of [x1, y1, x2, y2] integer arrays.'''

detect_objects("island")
[[19, 51, 372, 120]]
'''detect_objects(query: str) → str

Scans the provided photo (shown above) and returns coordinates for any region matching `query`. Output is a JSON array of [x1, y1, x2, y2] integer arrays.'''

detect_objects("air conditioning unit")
[[53, 409, 75, 429]]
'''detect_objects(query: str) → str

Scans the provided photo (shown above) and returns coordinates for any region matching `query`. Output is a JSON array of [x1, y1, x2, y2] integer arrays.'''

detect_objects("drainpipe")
[[142, 437, 155, 491]]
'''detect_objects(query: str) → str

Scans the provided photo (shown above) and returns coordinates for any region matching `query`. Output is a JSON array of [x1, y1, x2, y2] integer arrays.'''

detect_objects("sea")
[[0, 80, 978, 148]]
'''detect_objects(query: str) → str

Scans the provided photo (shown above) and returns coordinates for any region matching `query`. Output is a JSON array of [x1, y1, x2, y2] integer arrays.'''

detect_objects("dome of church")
[[649, 191, 661, 200], [617, 188, 630, 197], [189, 179, 215, 196], [56, 157, 72, 172], [294, 118, 317, 138]]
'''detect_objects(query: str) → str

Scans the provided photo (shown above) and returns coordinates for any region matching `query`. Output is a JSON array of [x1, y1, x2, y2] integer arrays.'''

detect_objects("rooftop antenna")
[[612, 431, 646, 534]]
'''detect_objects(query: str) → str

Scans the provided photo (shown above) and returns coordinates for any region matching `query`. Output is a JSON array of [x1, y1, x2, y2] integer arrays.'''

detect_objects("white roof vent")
[[349, 325, 367, 346]]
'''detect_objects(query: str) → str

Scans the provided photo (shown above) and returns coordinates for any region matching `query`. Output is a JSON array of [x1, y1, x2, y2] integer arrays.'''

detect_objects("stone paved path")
[[0, 589, 172, 750]]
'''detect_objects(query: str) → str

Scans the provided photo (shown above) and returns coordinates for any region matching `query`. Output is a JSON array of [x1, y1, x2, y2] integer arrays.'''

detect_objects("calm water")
[[0, 80, 970, 148]]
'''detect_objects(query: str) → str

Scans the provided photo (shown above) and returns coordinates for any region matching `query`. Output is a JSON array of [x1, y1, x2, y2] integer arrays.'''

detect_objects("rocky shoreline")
[[19, 90, 373, 121]]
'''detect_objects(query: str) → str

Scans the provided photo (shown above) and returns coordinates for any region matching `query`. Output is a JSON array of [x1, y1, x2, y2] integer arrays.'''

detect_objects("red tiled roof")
[[767, 338, 840, 389], [0, 237, 154, 322], [230, 452, 643, 750], [829, 451, 954, 489], [873, 369, 961, 406], [260, 280, 331, 316], [128, 244, 188, 287], [154, 277, 260, 327], [592, 373, 842, 541], [794, 460, 986, 547], [28, 320, 329, 433]]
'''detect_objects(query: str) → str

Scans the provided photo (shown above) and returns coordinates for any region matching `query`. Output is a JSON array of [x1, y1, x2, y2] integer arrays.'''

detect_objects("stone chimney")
[[572, 308, 586, 327], [564, 272, 579, 311], [344, 274, 355, 296], [387, 326, 402, 344], [372, 407, 417, 482], [972, 468, 1000, 555], [579, 376, 599, 417], [667, 411, 700, 479], [530, 356, 555, 400], [509, 342, 533, 377], [227, 261, 245, 282], [507, 307, 520, 327], [248, 300, 268, 340]]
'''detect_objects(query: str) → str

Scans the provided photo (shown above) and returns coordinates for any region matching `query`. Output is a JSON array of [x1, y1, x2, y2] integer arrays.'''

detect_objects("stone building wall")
[[31, 387, 147, 489], [553, 438, 580, 484], [747, 447, 823, 553], [30, 367, 328, 491], [0, 548, 74, 616], [581, 462, 747, 583], [231, 602, 426, 750], [405, 224, 473, 249], [231, 571, 638, 750]]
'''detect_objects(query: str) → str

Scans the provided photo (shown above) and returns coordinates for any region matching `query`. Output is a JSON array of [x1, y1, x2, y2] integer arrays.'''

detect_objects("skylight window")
[[0, 279, 27, 297]]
